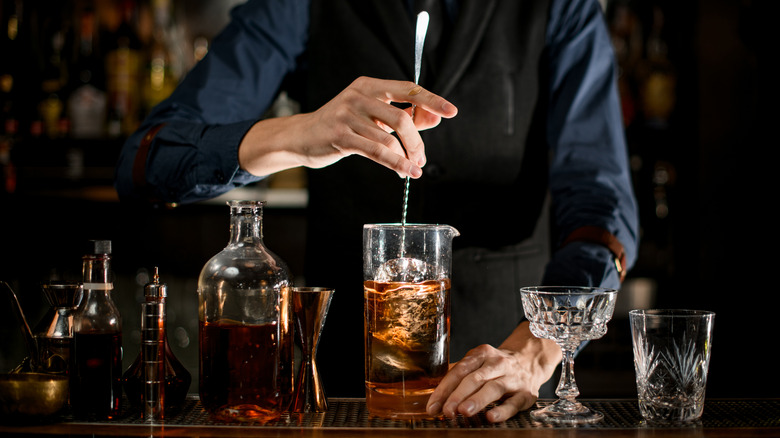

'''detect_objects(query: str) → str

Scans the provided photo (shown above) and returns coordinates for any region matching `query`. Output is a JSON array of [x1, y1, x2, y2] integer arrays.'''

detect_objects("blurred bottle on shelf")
[[1, 0, 22, 194], [37, 3, 72, 139], [0, 117, 17, 195], [104, 0, 141, 138], [606, 0, 681, 284], [607, 0, 643, 128], [638, 5, 676, 129], [141, 0, 183, 114], [67, 5, 107, 139], [3, 0, 224, 146], [1, 0, 21, 134]]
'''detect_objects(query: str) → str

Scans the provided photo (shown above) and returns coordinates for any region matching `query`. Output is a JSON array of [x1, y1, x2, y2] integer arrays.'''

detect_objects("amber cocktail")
[[363, 224, 458, 419]]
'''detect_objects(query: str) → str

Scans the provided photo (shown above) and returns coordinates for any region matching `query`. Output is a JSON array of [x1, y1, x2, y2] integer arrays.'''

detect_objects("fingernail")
[[461, 401, 476, 416], [427, 401, 441, 414], [410, 166, 422, 178], [444, 402, 458, 416]]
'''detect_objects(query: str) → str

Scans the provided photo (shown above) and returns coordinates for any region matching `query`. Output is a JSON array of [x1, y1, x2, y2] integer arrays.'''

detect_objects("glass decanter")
[[197, 200, 293, 422]]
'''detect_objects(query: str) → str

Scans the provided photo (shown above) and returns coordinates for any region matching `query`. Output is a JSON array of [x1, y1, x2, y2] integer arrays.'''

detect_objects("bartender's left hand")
[[426, 321, 562, 423]]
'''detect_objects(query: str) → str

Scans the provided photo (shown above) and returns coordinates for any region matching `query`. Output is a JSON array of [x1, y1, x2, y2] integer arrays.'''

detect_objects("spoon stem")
[[401, 11, 430, 227]]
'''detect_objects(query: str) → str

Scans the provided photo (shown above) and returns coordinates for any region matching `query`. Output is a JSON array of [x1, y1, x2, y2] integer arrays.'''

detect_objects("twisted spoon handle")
[[402, 11, 430, 227]]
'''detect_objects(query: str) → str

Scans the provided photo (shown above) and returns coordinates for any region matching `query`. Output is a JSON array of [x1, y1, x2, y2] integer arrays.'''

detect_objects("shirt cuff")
[[196, 119, 259, 186], [541, 241, 621, 290]]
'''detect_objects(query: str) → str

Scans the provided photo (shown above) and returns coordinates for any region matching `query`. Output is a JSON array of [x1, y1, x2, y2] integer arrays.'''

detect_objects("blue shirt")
[[115, 0, 639, 288]]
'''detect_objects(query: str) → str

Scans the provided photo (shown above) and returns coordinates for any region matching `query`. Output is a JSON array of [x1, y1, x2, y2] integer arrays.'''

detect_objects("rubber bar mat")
[[65, 398, 780, 429]]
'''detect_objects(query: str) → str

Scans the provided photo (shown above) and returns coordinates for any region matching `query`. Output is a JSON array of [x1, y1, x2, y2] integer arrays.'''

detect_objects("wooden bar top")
[[2, 398, 779, 437]]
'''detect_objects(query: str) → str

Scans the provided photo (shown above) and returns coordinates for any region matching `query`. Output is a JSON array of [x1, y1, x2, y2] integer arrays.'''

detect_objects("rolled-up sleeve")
[[115, 0, 310, 204], [543, 0, 640, 287]]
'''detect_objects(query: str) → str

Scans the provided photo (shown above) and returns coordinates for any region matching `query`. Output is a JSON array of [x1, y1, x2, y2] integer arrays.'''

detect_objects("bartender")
[[115, 0, 638, 423]]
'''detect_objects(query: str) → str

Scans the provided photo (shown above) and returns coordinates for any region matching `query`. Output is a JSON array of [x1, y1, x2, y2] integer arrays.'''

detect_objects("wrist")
[[238, 114, 308, 176], [500, 321, 562, 384]]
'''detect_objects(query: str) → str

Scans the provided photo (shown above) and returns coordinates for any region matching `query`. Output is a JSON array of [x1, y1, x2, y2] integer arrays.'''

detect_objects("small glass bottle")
[[70, 240, 123, 420], [198, 200, 293, 422], [123, 267, 191, 418]]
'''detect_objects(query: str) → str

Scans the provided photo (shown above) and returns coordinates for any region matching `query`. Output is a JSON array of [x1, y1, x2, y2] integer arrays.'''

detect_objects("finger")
[[349, 77, 457, 119], [349, 78, 455, 166], [443, 350, 518, 418], [342, 129, 423, 178], [408, 106, 443, 132], [349, 115, 409, 161], [395, 123, 425, 167], [328, 93, 423, 176], [484, 392, 538, 423], [427, 354, 485, 416], [450, 367, 512, 417], [380, 81, 458, 119], [352, 95, 426, 166], [458, 352, 541, 421], [456, 376, 513, 417]]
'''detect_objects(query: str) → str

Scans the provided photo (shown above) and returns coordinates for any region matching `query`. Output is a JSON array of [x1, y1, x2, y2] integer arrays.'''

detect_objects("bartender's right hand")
[[238, 76, 458, 179], [427, 322, 561, 423]]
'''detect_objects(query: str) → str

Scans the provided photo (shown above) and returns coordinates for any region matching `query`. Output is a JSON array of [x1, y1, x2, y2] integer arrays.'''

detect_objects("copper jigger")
[[291, 287, 334, 413]]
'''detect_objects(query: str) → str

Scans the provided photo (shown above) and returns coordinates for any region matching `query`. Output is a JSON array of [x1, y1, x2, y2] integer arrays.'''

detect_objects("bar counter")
[[2, 397, 779, 437]]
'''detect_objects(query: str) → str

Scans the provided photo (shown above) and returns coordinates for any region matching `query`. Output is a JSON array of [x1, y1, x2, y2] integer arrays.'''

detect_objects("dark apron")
[[296, 0, 552, 397]]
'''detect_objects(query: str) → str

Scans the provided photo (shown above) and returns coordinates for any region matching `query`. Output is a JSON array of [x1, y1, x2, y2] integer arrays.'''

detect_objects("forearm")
[[238, 113, 319, 177], [237, 77, 458, 180]]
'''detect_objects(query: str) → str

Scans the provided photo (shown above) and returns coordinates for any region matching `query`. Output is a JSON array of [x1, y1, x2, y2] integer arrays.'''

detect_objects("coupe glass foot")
[[530, 399, 604, 425]]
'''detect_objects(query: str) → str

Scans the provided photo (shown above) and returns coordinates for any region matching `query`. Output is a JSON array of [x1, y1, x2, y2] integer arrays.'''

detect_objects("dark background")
[[1, 0, 775, 400]]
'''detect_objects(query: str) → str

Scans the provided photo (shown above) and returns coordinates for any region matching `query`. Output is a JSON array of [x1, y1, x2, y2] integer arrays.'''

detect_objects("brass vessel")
[[0, 373, 69, 418]]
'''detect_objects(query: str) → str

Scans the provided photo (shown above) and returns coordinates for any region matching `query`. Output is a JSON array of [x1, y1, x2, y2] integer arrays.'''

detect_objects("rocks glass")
[[629, 309, 715, 423]]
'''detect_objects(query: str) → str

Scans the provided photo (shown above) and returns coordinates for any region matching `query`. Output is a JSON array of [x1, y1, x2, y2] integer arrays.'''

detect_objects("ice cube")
[[375, 257, 432, 283], [369, 332, 426, 382]]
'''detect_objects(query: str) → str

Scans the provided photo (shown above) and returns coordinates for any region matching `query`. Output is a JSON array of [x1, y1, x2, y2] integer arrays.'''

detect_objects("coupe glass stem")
[[556, 347, 580, 401], [521, 286, 616, 425]]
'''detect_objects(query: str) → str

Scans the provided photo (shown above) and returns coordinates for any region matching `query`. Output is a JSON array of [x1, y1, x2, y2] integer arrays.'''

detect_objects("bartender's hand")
[[238, 76, 457, 178], [427, 322, 562, 423]]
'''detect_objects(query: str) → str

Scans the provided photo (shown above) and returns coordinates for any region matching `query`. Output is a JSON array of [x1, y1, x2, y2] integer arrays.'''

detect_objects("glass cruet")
[[70, 240, 123, 420], [197, 200, 293, 422]]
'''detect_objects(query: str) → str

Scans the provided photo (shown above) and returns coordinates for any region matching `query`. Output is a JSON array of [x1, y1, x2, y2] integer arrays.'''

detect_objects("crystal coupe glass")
[[520, 286, 618, 424]]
